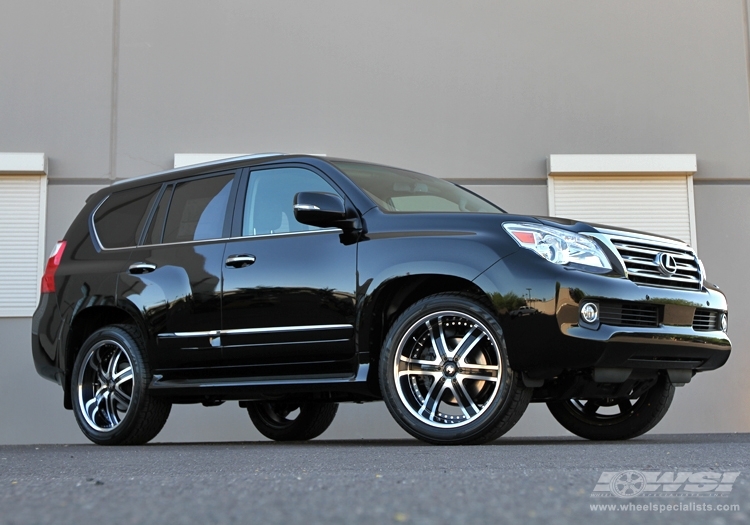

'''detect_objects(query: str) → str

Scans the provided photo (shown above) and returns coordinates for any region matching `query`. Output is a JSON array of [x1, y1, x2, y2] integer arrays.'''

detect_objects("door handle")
[[128, 262, 157, 274], [225, 255, 256, 268]]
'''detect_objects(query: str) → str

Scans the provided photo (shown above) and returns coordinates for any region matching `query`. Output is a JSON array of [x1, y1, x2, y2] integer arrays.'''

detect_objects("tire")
[[71, 324, 171, 445], [546, 375, 675, 440], [379, 293, 531, 445], [247, 401, 338, 441]]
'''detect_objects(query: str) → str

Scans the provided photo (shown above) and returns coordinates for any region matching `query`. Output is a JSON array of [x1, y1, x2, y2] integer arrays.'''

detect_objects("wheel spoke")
[[451, 379, 479, 418], [426, 319, 448, 360], [113, 365, 133, 383], [104, 391, 119, 426], [112, 385, 131, 407], [417, 376, 446, 419], [583, 400, 600, 415], [91, 351, 108, 384], [84, 391, 100, 419], [428, 381, 450, 422], [85, 386, 107, 424], [399, 355, 440, 367], [398, 369, 442, 379], [618, 400, 633, 414], [90, 404, 101, 425], [456, 371, 499, 382], [451, 327, 484, 362], [458, 363, 498, 372], [106, 349, 121, 381]]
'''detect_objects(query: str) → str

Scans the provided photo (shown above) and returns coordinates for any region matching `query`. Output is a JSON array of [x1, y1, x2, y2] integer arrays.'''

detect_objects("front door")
[[221, 166, 357, 372]]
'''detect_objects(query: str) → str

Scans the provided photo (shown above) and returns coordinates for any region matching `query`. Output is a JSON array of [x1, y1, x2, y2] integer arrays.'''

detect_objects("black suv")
[[32, 155, 731, 445]]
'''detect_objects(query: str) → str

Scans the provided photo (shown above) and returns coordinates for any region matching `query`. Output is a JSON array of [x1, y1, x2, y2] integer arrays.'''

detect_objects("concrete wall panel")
[[0, 1, 114, 179], [115, 0, 750, 181]]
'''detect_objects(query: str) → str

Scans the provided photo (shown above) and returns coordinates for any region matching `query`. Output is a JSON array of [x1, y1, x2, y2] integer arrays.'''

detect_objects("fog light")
[[720, 313, 728, 332], [581, 302, 599, 324]]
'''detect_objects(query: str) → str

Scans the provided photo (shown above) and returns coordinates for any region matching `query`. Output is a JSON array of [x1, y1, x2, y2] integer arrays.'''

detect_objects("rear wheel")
[[546, 375, 675, 440], [379, 293, 531, 445], [246, 401, 338, 441], [71, 324, 171, 445]]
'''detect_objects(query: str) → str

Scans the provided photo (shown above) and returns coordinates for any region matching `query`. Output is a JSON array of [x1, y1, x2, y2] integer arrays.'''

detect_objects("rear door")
[[220, 165, 357, 372], [119, 170, 239, 370]]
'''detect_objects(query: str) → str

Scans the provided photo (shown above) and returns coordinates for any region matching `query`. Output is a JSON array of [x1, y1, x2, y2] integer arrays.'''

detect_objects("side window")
[[243, 167, 338, 236], [162, 174, 234, 244], [93, 184, 161, 248], [144, 185, 173, 245]]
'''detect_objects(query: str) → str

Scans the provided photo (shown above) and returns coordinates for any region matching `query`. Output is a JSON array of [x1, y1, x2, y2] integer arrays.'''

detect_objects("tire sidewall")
[[379, 294, 517, 444], [247, 401, 338, 441], [71, 326, 147, 445], [547, 375, 675, 440]]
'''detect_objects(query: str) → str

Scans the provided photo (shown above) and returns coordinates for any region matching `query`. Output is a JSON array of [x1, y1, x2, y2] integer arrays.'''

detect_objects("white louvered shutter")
[[549, 175, 695, 247], [0, 175, 47, 316]]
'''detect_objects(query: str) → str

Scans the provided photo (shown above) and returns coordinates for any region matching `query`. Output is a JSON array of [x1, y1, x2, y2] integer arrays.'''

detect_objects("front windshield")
[[332, 161, 504, 214]]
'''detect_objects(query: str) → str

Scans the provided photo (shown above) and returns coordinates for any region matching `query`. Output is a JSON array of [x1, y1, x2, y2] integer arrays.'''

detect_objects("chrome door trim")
[[158, 323, 353, 339]]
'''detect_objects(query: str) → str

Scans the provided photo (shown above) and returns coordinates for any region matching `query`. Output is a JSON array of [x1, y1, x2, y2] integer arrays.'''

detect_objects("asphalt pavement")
[[0, 434, 748, 525]]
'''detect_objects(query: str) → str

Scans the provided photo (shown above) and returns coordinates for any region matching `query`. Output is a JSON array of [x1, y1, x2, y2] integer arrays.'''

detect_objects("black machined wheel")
[[71, 325, 171, 445], [77, 338, 134, 432], [247, 401, 338, 441], [379, 293, 531, 445], [546, 375, 675, 441]]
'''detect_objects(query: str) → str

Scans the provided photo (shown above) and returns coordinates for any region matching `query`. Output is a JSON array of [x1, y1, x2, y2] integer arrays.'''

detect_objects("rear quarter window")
[[93, 184, 161, 249]]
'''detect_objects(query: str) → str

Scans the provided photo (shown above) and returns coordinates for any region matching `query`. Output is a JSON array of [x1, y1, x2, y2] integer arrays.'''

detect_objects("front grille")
[[606, 235, 702, 290], [599, 301, 661, 327], [693, 309, 718, 331]]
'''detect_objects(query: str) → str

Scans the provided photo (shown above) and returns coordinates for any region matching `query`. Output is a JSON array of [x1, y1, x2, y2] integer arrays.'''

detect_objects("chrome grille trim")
[[599, 231, 703, 290]]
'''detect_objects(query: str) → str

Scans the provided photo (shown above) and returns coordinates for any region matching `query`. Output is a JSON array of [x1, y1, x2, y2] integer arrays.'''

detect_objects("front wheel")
[[246, 401, 338, 441], [546, 375, 675, 440], [379, 293, 531, 445]]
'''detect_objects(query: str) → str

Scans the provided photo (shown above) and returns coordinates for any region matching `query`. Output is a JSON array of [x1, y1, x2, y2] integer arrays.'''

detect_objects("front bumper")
[[477, 250, 731, 377]]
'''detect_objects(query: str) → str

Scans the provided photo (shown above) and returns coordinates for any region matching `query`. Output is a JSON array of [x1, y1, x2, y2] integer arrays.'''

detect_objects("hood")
[[531, 215, 690, 248]]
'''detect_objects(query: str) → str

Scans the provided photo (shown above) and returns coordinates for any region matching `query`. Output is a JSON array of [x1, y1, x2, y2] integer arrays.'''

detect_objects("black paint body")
[[32, 155, 731, 409]]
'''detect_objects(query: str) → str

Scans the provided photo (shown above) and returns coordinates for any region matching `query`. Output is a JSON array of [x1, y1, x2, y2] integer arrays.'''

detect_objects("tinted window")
[[94, 184, 161, 248], [144, 185, 173, 245], [243, 168, 337, 236], [332, 161, 503, 214], [162, 174, 234, 244]]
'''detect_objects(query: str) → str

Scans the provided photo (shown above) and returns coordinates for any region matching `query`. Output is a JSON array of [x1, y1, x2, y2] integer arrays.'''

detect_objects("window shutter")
[[547, 154, 697, 249], [0, 153, 47, 317]]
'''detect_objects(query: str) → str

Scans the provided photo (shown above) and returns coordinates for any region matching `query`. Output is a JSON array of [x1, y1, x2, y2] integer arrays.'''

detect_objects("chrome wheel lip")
[[77, 339, 134, 433], [393, 310, 503, 429]]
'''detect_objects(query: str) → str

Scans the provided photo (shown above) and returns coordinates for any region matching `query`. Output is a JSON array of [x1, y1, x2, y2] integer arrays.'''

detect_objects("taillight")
[[41, 241, 66, 294]]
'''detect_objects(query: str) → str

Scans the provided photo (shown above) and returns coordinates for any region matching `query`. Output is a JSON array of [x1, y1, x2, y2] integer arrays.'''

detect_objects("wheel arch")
[[63, 305, 146, 409], [360, 273, 495, 392]]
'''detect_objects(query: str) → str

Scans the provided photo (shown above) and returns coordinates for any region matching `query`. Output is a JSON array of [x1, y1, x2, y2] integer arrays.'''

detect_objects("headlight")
[[503, 222, 612, 270]]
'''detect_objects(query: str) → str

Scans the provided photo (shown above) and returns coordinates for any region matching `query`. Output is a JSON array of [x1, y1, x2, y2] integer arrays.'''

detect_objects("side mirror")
[[294, 192, 347, 228]]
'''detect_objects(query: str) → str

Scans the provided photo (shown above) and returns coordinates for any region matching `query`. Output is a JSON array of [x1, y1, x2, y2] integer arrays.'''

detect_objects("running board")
[[148, 364, 371, 399]]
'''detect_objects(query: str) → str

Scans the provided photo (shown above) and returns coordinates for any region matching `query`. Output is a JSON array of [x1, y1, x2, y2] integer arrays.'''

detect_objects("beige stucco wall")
[[0, 0, 748, 443]]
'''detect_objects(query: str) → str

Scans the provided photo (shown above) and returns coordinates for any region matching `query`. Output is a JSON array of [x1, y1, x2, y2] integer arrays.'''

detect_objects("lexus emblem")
[[655, 252, 678, 276]]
